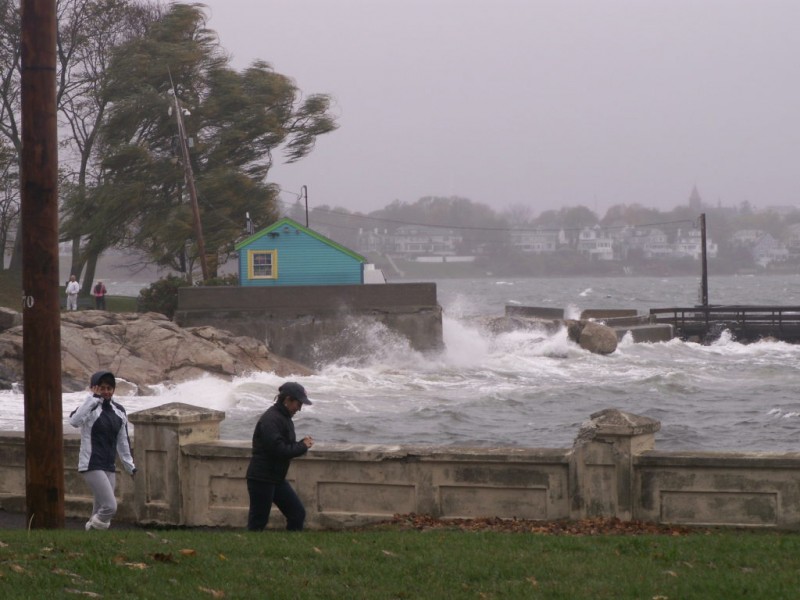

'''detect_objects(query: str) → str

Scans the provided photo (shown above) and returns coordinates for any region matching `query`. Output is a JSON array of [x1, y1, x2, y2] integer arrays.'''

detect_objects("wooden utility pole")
[[170, 82, 209, 282], [301, 185, 309, 227], [700, 213, 708, 307], [20, 0, 65, 528]]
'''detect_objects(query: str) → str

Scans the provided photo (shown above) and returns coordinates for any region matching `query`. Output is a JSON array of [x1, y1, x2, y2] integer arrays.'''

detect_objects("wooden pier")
[[649, 306, 800, 343]]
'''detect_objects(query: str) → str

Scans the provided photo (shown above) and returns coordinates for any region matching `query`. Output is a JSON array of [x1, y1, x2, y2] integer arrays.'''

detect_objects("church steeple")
[[688, 185, 703, 210]]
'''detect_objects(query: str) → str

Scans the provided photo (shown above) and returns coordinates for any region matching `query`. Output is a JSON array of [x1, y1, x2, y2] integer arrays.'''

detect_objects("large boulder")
[[0, 310, 312, 393], [473, 315, 617, 355], [566, 320, 618, 355]]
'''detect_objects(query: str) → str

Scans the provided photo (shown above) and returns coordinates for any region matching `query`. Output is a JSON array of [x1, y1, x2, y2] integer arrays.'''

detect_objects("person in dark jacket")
[[69, 371, 136, 531], [246, 381, 314, 531]]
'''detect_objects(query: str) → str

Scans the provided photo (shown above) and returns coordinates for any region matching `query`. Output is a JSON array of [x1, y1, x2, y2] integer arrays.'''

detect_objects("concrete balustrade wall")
[[0, 404, 798, 530], [0, 432, 136, 521]]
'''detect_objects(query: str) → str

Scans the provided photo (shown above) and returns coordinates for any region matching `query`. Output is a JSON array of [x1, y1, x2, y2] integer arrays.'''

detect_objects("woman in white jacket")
[[69, 371, 136, 530]]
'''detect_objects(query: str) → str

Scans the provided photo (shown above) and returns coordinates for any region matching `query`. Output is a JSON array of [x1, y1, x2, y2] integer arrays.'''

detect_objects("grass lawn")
[[0, 527, 798, 599], [0, 268, 137, 312]]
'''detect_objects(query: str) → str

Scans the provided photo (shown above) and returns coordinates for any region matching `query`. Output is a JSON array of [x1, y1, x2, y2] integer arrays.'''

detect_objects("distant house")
[[510, 229, 557, 254], [391, 225, 462, 257], [731, 229, 765, 246], [751, 233, 788, 267], [786, 224, 800, 257], [235, 217, 378, 286], [675, 228, 718, 260], [629, 228, 672, 259], [577, 226, 614, 261]]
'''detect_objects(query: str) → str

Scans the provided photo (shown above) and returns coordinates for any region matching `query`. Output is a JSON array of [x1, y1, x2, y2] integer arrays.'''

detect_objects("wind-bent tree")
[[0, 138, 19, 260], [0, 0, 160, 283], [57, 0, 162, 292], [0, 0, 22, 272], [95, 3, 338, 281]]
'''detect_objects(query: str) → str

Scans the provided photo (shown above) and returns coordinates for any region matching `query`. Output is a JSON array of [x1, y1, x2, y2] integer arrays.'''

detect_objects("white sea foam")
[[564, 303, 582, 319], [3, 275, 800, 451]]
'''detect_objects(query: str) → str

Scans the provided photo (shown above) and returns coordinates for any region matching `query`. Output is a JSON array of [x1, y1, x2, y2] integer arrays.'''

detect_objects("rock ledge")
[[0, 310, 311, 394]]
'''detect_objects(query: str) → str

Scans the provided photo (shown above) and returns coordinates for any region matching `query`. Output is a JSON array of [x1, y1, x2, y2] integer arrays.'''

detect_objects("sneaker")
[[85, 515, 110, 530]]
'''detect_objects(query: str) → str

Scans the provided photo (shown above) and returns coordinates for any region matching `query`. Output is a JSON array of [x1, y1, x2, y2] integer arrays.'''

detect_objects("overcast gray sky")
[[196, 0, 799, 216]]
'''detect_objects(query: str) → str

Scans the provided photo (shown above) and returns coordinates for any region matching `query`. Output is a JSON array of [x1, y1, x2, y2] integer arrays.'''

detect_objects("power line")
[[193, 183, 698, 240], [273, 191, 697, 234]]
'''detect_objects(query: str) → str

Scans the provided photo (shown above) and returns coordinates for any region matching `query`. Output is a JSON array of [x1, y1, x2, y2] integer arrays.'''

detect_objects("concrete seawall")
[[174, 283, 443, 366], [505, 305, 674, 343], [2, 404, 798, 530]]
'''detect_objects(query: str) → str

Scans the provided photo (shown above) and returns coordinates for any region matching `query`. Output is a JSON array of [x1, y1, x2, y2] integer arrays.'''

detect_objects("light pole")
[[168, 78, 209, 282], [301, 185, 309, 227]]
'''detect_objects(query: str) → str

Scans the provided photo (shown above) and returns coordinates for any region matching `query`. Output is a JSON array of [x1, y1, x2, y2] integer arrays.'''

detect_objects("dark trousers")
[[247, 478, 306, 531]]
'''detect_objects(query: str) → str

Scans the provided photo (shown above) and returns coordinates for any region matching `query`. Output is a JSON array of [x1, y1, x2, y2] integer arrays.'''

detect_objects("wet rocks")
[[0, 310, 311, 393], [472, 315, 618, 355]]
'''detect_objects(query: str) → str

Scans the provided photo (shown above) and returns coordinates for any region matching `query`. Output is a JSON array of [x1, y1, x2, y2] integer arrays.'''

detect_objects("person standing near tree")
[[69, 371, 136, 531], [65, 274, 80, 311], [246, 381, 314, 531], [93, 280, 107, 310]]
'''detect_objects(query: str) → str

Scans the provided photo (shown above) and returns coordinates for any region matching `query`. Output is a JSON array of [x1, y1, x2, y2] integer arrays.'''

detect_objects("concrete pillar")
[[128, 403, 225, 526], [569, 408, 660, 520]]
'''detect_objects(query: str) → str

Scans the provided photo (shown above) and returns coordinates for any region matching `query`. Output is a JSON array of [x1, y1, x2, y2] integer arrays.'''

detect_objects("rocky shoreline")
[[0, 309, 311, 394]]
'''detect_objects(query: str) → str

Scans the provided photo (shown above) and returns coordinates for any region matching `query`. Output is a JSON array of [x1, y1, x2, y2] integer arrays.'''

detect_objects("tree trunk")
[[80, 249, 100, 296], [7, 227, 21, 272], [69, 237, 85, 284]]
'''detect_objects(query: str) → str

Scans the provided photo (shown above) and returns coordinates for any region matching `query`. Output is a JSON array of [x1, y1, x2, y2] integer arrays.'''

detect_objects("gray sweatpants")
[[82, 470, 117, 524]]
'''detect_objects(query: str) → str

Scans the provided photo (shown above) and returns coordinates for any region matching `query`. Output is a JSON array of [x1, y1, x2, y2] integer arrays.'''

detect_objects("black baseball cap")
[[279, 381, 312, 405], [90, 371, 116, 388]]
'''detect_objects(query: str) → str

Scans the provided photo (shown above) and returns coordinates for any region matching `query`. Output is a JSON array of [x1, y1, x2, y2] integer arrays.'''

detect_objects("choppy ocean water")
[[2, 274, 800, 452]]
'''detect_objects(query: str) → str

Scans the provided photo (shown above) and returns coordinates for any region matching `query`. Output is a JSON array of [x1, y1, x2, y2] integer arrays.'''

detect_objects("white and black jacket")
[[69, 394, 136, 475]]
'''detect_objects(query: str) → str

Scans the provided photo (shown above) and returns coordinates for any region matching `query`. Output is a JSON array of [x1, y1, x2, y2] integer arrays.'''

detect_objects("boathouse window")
[[248, 250, 278, 279]]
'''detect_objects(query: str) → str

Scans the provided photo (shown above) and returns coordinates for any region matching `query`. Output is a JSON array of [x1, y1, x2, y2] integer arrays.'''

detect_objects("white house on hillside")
[[577, 226, 614, 260], [510, 229, 558, 254], [391, 225, 462, 257]]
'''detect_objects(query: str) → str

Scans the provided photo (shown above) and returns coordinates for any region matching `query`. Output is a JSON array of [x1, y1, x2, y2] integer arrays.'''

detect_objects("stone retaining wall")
[[1, 404, 798, 530], [174, 283, 443, 366]]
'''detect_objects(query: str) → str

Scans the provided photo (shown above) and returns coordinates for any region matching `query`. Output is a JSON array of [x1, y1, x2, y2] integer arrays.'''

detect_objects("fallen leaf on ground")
[[313, 547, 323, 554], [52, 568, 83, 578], [10, 564, 24, 573], [366, 514, 701, 536], [381, 550, 398, 557], [199, 586, 225, 598], [123, 562, 148, 570], [64, 589, 101, 597], [180, 549, 197, 556]]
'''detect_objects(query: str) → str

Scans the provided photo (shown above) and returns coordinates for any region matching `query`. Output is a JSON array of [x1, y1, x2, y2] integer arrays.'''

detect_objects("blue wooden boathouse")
[[178, 218, 433, 366], [235, 217, 368, 286]]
